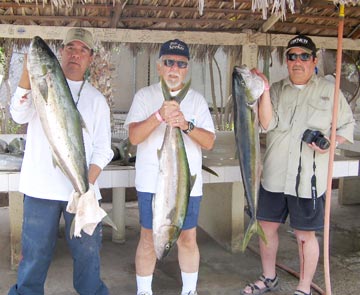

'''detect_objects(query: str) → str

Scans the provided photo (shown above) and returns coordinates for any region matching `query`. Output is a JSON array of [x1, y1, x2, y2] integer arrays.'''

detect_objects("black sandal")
[[241, 274, 279, 295], [294, 290, 312, 295]]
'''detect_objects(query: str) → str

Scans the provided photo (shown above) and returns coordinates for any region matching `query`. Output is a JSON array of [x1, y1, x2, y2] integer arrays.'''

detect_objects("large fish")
[[27, 36, 89, 195], [232, 65, 266, 251], [152, 78, 195, 260], [28, 36, 117, 237]]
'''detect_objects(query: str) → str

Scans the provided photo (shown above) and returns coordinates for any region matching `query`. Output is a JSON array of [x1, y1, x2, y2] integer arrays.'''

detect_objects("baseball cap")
[[159, 39, 190, 60], [63, 28, 94, 50], [285, 35, 317, 56]]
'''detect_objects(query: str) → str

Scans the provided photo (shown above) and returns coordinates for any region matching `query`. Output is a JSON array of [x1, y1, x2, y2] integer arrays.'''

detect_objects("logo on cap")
[[289, 37, 309, 46], [286, 35, 316, 55], [159, 39, 190, 60]]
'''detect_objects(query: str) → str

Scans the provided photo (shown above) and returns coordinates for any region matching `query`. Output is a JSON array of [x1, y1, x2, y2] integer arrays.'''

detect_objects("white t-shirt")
[[10, 80, 114, 201], [124, 82, 215, 196]]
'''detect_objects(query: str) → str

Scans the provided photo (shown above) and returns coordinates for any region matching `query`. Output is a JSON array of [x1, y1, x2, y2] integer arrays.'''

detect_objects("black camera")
[[302, 129, 330, 150]]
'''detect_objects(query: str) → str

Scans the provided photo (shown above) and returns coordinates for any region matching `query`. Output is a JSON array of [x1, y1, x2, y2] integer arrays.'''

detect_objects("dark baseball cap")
[[159, 39, 190, 60], [285, 35, 317, 56]]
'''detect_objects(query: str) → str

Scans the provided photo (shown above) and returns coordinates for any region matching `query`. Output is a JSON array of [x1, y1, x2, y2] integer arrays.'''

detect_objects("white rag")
[[66, 184, 107, 237]]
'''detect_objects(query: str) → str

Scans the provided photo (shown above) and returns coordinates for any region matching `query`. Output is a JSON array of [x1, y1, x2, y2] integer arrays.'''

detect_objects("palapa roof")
[[1, 0, 360, 50]]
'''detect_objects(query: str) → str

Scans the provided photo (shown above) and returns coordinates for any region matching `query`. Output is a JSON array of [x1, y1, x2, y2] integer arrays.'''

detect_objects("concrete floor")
[[0, 191, 359, 295]]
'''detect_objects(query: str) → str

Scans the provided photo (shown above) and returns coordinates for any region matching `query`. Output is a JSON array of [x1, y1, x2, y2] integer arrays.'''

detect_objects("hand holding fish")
[[251, 68, 270, 93], [250, 68, 273, 130], [159, 100, 187, 129], [167, 109, 186, 129], [159, 100, 179, 120]]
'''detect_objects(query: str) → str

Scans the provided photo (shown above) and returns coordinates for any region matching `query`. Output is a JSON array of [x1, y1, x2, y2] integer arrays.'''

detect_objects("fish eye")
[[165, 243, 171, 250]]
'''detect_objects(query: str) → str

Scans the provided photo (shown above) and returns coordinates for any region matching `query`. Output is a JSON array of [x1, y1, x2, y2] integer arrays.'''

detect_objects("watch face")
[[188, 121, 194, 131]]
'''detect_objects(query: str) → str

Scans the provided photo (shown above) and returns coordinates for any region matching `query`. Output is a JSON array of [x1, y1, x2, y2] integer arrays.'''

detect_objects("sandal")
[[241, 274, 279, 295], [294, 290, 312, 295]]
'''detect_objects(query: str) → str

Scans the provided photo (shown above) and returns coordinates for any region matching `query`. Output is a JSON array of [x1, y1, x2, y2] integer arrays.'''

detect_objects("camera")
[[302, 129, 330, 150]]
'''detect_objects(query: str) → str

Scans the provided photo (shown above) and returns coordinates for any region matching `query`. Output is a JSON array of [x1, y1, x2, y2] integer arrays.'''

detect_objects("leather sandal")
[[241, 274, 279, 295], [294, 290, 312, 295]]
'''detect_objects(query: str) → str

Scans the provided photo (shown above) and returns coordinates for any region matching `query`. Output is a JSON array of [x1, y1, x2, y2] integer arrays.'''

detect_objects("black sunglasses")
[[163, 59, 188, 69], [286, 53, 312, 61]]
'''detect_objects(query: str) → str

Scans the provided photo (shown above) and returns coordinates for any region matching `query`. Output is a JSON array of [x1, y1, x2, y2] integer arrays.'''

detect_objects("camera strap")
[[295, 141, 317, 210]]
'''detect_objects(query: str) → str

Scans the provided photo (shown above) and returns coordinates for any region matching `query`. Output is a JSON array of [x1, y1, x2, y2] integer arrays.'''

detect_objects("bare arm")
[[19, 55, 31, 90], [88, 164, 102, 185], [183, 126, 215, 150]]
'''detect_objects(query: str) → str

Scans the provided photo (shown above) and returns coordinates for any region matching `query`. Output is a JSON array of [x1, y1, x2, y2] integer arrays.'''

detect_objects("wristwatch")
[[183, 121, 195, 134]]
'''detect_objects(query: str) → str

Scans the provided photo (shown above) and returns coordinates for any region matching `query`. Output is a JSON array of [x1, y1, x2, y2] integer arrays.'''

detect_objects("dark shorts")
[[137, 191, 202, 230], [257, 185, 325, 231]]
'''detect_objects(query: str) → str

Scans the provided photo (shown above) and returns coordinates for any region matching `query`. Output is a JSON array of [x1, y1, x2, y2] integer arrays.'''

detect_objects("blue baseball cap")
[[159, 39, 190, 60]]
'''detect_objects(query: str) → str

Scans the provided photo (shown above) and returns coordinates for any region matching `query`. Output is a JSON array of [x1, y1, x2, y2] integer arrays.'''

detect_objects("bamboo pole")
[[323, 4, 345, 295]]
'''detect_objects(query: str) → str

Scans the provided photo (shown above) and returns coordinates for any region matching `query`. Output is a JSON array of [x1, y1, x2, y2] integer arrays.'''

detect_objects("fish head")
[[234, 65, 265, 101], [153, 224, 180, 260], [28, 36, 58, 80]]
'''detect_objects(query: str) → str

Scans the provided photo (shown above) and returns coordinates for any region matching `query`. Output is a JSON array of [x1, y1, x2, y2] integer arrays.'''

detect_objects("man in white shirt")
[[124, 39, 215, 295], [8, 28, 113, 295]]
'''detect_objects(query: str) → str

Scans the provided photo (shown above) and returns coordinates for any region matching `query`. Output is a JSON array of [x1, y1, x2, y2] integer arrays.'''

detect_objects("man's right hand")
[[19, 54, 31, 90]]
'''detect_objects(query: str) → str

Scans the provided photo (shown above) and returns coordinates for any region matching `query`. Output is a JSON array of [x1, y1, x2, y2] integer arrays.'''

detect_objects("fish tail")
[[241, 218, 267, 252], [102, 214, 118, 231]]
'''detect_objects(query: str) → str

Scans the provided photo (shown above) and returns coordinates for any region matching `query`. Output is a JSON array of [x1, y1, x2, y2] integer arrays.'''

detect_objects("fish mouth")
[[155, 241, 173, 260]]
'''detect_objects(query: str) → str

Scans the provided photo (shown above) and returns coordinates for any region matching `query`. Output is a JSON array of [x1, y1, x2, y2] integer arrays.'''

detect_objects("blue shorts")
[[257, 185, 325, 231], [137, 191, 202, 230]]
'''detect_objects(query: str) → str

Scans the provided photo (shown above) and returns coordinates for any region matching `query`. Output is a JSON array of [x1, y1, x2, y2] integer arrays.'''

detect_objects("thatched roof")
[[1, 0, 360, 43]]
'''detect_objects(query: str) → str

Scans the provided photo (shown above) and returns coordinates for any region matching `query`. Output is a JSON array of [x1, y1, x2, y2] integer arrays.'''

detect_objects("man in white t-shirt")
[[124, 39, 215, 295], [8, 28, 113, 295]]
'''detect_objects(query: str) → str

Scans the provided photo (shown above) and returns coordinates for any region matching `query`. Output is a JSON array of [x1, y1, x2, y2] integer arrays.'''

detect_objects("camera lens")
[[315, 137, 330, 150], [302, 129, 330, 150]]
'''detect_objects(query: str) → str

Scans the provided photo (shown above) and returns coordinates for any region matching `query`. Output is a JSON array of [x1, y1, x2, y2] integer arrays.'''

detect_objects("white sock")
[[136, 274, 153, 295], [181, 271, 198, 294]]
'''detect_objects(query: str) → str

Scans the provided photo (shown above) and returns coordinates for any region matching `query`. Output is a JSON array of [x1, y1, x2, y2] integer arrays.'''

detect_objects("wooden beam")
[[347, 23, 360, 39], [1, 3, 359, 24], [1, 24, 360, 51], [259, 14, 281, 32], [110, 2, 123, 28], [0, 15, 263, 26]]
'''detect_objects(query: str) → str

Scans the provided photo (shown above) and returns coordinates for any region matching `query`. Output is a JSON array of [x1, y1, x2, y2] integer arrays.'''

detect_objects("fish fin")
[[102, 214, 118, 231], [52, 156, 58, 169], [79, 114, 89, 134], [241, 218, 267, 252], [201, 165, 218, 177], [38, 78, 49, 103], [190, 174, 197, 192], [244, 204, 252, 218], [70, 218, 75, 239]]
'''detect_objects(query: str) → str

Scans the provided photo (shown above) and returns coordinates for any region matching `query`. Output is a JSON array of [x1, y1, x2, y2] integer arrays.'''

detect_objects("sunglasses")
[[163, 59, 188, 69], [286, 53, 313, 61]]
